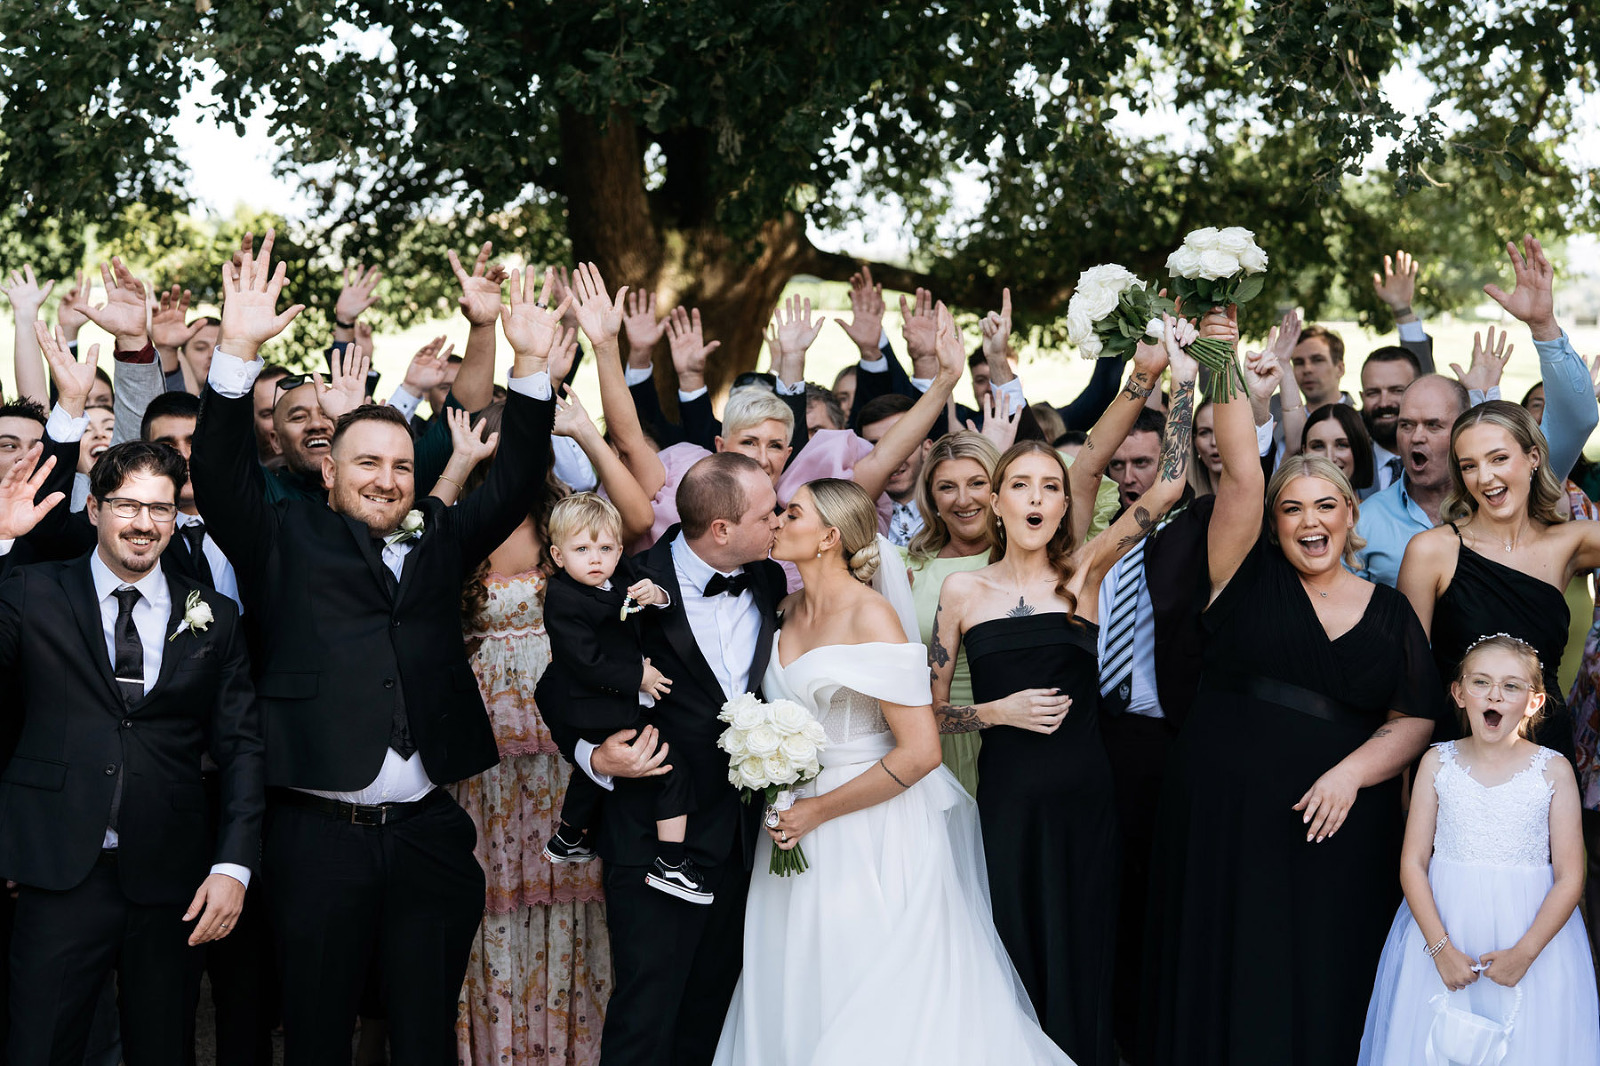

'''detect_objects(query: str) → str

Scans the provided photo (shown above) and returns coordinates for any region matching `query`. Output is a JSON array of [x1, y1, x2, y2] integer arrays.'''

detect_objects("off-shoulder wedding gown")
[[711, 636, 1074, 1066]]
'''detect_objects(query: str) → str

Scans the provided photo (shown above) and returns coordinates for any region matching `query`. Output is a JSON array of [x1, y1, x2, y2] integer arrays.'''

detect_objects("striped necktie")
[[1099, 538, 1146, 716]]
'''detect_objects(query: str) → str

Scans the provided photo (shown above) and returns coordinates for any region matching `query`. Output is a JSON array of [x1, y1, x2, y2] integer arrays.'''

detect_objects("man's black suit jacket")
[[191, 380, 555, 791], [0, 553, 262, 905], [536, 563, 650, 736], [569, 528, 784, 870]]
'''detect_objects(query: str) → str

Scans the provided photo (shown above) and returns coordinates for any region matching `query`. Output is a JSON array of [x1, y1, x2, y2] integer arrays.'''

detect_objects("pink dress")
[[447, 570, 612, 1065]]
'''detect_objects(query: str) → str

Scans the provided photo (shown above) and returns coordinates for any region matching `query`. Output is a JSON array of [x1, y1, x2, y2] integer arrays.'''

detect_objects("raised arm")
[[446, 243, 507, 413], [554, 387, 655, 543], [591, 269, 669, 499], [1373, 249, 1434, 373], [1210, 316, 1271, 595], [1, 266, 55, 407], [849, 302, 963, 501], [1068, 339, 1169, 545], [428, 406, 500, 505]]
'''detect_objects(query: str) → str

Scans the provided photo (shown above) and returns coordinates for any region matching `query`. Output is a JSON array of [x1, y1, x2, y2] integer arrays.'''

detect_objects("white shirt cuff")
[[910, 376, 933, 392], [774, 377, 805, 396], [678, 385, 709, 402], [574, 740, 615, 791], [994, 377, 1026, 408], [859, 356, 888, 373], [209, 862, 251, 889], [46, 404, 88, 443], [624, 365, 654, 387], [507, 371, 553, 401], [1397, 320, 1427, 342], [1256, 417, 1276, 458], [0, 539, 13, 557], [208, 348, 265, 399], [551, 435, 598, 492], [1468, 385, 1502, 406], [386, 387, 422, 419]]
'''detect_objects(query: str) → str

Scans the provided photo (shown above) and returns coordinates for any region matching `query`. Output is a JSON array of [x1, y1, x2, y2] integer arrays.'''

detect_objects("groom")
[[572, 451, 784, 1066]]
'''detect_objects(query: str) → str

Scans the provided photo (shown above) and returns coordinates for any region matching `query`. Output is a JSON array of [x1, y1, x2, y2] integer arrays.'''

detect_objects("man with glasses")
[[0, 438, 263, 1065]]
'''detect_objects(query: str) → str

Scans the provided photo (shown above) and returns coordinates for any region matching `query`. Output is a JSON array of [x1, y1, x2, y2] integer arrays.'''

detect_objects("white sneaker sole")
[[645, 874, 715, 904], [541, 845, 597, 864]]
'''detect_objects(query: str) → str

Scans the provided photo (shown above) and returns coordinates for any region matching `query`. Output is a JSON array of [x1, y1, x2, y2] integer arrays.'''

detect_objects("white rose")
[[802, 719, 827, 744], [400, 508, 425, 534], [1197, 250, 1240, 280], [770, 701, 810, 734], [763, 754, 795, 785], [779, 734, 817, 766], [188, 600, 214, 629], [1145, 317, 1165, 339], [1065, 305, 1095, 343], [738, 756, 769, 790], [1076, 283, 1118, 321], [719, 691, 761, 723], [1214, 227, 1254, 256], [730, 703, 765, 733], [1167, 246, 1204, 278], [1238, 244, 1269, 273], [1185, 226, 1220, 249], [1078, 332, 1104, 359], [719, 728, 748, 760], [743, 724, 781, 758]]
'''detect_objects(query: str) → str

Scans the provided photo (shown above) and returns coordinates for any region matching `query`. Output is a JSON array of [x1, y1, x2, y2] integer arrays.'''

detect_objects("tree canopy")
[[1, 1, 1595, 385]]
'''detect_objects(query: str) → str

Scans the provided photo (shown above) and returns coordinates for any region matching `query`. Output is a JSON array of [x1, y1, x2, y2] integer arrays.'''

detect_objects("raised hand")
[[401, 336, 454, 397], [1, 265, 55, 321], [150, 284, 204, 353], [569, 262, 628, 348], [335, 263, 383, 326], [56, 270, 90, 341], [932, 301, 966, 384], [765, 295, 822, 383], [552, 385, 598, 440], [1269, 308, 1301, 368], [966, 390, 1022, 451], [500, 267, 572, 368], [447, 243, 507, 328], [1451, 326, 1513, 393], [1484, 235, 1560, 341], [313, 343, 369, 420], [834, 265, 885, 356], [1164, 314, 1201, 383], [548, 324, 581, 385], [1372, 249, 1419, 316], [666, 306, 719, 392], [547, 265, 582, 335], [622, 289, 667, 365], [1130, 337, 1170, 383], [218, 229, 306, 360], [899, 287, 939, 376], [34, 322, 100, 413], [980, 287, 1013, 363], [0, 444, 64, 540], [81, 259, 151, 350], [443, 405, 500, 467], [354, 321, 375, 365], [1242, 327, 1286, 404]]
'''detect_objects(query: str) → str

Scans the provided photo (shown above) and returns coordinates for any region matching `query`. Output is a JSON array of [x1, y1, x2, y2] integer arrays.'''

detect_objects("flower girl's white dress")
[[1358, 742, 1600, 1065], [711, 636, 1073, 1066]]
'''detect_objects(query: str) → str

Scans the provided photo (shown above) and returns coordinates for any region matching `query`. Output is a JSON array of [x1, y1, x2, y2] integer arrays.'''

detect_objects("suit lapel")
[[63, 554, 121, 705], [640, 537, 726, 704], [341, 513, 396, 602], [144, 562, 193, 700], [745, 565, 778, 692]]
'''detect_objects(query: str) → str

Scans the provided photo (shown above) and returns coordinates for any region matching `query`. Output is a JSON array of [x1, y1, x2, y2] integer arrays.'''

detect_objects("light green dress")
[[902, 548, 990, 795]]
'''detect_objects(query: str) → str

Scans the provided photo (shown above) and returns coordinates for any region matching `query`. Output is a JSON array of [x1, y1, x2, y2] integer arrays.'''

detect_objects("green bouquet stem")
[[1189, 337, 1246, 403], [764, 783, 810, 876]]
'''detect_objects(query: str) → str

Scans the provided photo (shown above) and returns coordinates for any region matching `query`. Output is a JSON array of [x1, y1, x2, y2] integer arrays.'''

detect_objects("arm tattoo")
[[929, 602, 951, 669], [937, 704, 982, 733], [1370, 726, 1393, 740], [1158, 383, 1195, 482], [1122, 372, 1155, 403], [1006, 596, 1036, 617], [1115, 506, 1155, 551]]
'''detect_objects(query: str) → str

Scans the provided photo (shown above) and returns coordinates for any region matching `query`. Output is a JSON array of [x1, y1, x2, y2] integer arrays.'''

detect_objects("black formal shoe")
[[541, 829, 596, 864], [644, 857, 714, 904]]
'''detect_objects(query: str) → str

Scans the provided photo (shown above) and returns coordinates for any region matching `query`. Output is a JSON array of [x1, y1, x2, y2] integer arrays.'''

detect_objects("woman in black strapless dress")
[[1399, 401, 1600, 769], [928, 314, 1207, 1065]]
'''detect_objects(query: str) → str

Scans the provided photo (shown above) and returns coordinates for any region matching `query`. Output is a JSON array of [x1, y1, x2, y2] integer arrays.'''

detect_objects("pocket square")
[[185, 643, 217, 661]]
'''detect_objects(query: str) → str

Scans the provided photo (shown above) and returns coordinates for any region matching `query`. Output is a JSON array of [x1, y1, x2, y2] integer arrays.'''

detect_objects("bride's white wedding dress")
[[712, 634, 1074, 1066]]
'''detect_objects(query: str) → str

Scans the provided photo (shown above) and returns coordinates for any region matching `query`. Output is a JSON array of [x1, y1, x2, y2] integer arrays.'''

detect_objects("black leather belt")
[[1205, 671, 1368, 728], [269, 786, 444, 826]]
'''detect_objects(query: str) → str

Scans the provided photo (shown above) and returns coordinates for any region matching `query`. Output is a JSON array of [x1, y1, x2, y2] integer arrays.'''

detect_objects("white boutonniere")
[[385, 509, 425, 546], [170, 589, 214, 642]]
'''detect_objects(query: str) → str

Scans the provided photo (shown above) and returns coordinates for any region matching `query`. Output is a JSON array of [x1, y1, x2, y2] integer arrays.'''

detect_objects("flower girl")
[[1359, 634, 1599, 1064]]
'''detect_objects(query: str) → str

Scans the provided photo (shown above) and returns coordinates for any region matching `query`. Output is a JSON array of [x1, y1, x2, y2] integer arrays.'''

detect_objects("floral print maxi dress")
[[448, 570, 612, 1064]]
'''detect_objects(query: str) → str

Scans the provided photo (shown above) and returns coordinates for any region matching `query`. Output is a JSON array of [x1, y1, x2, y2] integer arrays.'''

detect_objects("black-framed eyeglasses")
[[732, 372, 777, 392], [99, 498, 178, 522]]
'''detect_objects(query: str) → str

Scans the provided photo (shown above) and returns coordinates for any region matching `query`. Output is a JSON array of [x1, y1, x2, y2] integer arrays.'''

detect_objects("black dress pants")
[[264, 790, 485, 1066], [7, 853, 199, 1066], [599, 859, 748, 1066]]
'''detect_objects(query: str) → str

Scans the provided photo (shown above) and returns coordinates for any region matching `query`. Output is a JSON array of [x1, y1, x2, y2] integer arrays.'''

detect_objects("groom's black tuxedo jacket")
[[0, 553, 262, 906], [565, 528, 784, 870], [192, 382, 555, 791]]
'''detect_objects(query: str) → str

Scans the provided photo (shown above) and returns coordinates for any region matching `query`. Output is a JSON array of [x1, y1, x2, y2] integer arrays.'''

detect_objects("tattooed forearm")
[[929, 603, 952, 669], [1370, 726, 1393, 740], [1115, 506, 1155, 551], [937, 704, 983, 733], [1121, 374, 1155, 403], [1159, 381, 1195, 482]]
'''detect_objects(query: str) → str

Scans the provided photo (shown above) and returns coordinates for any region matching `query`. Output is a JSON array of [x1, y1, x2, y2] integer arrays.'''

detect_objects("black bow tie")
[[702, 572, 751, 598]]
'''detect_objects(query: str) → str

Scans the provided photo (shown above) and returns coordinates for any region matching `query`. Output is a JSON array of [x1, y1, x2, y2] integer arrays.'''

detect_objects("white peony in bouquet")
[[717, 692, 827, 875], [1165, 227, 1271, 401], [1064, 264, 1175, 362]]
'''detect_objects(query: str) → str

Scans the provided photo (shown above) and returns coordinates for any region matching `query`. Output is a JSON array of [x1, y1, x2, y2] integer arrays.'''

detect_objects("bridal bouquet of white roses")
[[1165, 227, 1270, 401], [717, 692, 827, 875], [1064, 264, 1175, 361]]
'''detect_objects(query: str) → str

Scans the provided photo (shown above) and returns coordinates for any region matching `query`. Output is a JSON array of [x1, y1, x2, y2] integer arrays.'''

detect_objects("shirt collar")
[[90, 549, 171, 612], [670, 532, 741, 590]]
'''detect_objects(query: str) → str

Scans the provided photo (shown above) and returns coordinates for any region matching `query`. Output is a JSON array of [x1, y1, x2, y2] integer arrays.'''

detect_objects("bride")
[[712, 477, 1072, 1065]]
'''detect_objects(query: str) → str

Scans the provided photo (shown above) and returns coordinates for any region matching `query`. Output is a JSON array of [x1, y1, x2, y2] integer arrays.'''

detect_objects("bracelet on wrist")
[[435, 474, 463, 491], [1393, 306, 1413, 319], [1424, 933, 1450, 958], [1124, 379, 1154, 400], [334, 317, 356, 330]]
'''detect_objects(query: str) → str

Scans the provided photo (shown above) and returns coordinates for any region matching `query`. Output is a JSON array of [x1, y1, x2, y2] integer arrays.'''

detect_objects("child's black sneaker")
[[541, 828, 596, 864], [644, 857, 714, 904]]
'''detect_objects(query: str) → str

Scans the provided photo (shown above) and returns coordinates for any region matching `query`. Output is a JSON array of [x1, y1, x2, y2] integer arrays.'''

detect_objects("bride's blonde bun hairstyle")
[[805, 478, 881, 584]]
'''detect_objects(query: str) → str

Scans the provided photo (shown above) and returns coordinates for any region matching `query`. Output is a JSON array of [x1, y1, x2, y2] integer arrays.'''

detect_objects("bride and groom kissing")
[[556, 449, 1071, 1066]]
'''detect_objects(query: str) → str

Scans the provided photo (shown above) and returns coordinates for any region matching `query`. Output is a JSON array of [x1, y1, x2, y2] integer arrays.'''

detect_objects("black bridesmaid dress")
[[1429, 522, 1575, 764], [966, 613, 1118, 1066], [1143, 539, 1446, 1066]]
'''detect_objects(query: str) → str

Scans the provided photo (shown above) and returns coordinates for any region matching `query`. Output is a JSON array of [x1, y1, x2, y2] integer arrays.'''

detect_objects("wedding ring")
[[763, 806, 780, 829], [780, 832, 788, 843]]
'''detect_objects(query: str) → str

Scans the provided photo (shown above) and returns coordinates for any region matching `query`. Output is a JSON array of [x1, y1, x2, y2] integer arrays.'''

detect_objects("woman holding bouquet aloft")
[[713, 481, 1072, 1059], [1142, 447, 1445, 1061], [929, 314, 1203, 1066]]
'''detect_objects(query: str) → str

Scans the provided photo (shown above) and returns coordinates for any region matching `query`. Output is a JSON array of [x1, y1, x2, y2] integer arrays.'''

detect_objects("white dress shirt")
[[1095, 551, 1163, 719], [171, 511, 242, 610], [575, 534, 762, 789], [89, 551, 251, 887]]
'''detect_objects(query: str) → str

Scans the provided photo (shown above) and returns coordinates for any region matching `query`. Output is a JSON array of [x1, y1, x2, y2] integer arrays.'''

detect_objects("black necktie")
[[703, 572, 751, 598], [110, 586, 144, 832], [180, 521, 214, 586], [370, 542, 414, 757]]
